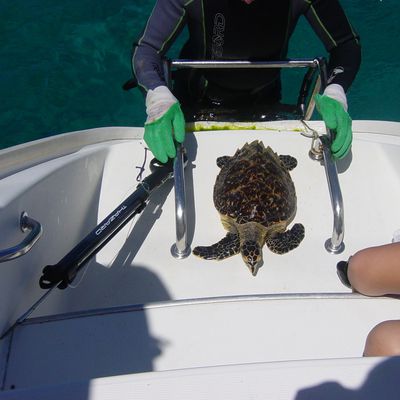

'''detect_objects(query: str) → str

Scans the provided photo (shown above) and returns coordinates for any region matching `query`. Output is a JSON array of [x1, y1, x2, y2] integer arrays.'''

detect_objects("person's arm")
[[303, 0, 361, 92], [132, 0, 187, 91], [303, 0, 361, 159], [132, 0, 188, 163]]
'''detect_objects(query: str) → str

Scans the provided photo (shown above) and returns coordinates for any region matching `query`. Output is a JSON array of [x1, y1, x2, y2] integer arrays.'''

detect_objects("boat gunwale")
[[0, 127, 143, 180]]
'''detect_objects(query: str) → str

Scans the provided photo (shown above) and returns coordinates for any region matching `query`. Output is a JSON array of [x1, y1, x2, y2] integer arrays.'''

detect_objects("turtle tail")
[[193, 233, 240, 260]]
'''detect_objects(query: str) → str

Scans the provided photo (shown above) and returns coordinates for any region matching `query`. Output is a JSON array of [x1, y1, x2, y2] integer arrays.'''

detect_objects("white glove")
[[145, 86, 179, 123], [323, 83, 348, 111]]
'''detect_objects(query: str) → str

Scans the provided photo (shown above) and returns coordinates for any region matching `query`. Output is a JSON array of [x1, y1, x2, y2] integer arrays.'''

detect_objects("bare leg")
[[344, 242, 400, 357], [364, 320, 400, 357], [348, 242, 400, 296]]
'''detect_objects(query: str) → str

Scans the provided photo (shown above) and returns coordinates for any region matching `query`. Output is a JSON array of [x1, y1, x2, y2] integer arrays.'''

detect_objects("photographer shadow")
[[295, 356, 400, 400]]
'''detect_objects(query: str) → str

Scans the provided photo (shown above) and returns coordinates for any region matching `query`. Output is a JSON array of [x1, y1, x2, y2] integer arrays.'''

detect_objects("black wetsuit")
[[132, 0, 361, 119]]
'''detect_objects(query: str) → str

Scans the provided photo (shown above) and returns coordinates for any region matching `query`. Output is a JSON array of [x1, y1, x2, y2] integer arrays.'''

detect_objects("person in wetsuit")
[[132, 0, 361, 163]]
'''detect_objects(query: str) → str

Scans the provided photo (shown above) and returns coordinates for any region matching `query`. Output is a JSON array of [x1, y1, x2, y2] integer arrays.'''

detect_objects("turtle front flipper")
[[279, 155, 297, 171], [193, 232, 240, 260], [216, 156, 231, 169], [266, 223, 305, 254]]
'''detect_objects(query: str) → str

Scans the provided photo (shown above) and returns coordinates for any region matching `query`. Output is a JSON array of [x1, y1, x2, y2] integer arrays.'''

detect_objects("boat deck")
[[0, 120, 400, 395], [3, 294, 399, 390]]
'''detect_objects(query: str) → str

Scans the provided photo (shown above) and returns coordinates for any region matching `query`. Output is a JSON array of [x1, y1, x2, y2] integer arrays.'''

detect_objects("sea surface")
[[1, 0, 399, 149]]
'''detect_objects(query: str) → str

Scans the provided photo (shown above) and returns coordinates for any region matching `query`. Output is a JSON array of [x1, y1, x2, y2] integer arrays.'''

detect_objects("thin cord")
[[136, 147, 149, 182]]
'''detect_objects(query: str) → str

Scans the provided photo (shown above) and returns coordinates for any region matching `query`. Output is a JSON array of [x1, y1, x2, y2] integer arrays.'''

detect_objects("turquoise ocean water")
[[0, 0, 399, 149]]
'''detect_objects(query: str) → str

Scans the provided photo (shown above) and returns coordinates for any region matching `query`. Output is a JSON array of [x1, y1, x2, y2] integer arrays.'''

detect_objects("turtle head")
[[240, 240, 263, 276], [237, 222, 266, 276]]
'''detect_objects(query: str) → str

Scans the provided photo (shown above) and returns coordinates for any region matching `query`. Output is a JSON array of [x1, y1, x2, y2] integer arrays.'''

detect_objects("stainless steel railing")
[[166, 58, 324, 120], [0, 212, 43, 262], [171, 144, 191, 259], [322, 135, 345, 253]]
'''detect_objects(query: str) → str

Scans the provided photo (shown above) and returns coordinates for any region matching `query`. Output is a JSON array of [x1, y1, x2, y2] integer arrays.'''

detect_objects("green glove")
[[144, 102, 185, 163], [315, 94, 352, 160]]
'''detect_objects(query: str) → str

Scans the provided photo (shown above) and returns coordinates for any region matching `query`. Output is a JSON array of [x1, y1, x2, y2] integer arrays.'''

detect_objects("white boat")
[[0, 59, 400, 399]]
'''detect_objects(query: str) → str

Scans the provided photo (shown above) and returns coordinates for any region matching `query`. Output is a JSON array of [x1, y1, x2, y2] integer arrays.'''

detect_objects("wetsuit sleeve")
[[303, 0, 361, 92], [132, 0, 188, 92]]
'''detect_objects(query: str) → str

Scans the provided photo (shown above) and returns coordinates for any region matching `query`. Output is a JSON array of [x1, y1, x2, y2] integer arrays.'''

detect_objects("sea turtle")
[[193, 140, 305, 276]]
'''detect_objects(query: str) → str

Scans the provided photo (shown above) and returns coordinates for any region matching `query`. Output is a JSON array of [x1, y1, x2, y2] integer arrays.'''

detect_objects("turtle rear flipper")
[[266, 223, 305, 254], [193, 232, 240, 260]]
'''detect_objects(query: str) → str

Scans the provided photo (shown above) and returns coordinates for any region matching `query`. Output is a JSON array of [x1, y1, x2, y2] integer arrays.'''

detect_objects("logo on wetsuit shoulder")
[[151, 62, 163, 81], [212, 13, 225, 59]]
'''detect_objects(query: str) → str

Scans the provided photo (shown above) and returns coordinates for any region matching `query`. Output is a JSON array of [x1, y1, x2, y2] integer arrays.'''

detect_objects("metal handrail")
[[168, 58, 323, 120], [0, 212, 43, 262], [124, 58, 324, 119], [164, 61, 191, 259], [314, 59, 345, 254], [170, 59, 318, 69], [322, 135, 345, 254], [171, 144, 191, 259]]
